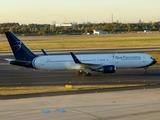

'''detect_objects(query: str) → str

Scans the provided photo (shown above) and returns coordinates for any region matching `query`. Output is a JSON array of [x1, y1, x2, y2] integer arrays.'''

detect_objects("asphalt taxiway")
[[0, 65, 160, 86]]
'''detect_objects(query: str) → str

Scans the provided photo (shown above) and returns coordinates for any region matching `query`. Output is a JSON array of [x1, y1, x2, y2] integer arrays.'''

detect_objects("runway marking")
[[0, 107, 103, 120], [56, 109, 66, 113], [41, 109, 50, 114]]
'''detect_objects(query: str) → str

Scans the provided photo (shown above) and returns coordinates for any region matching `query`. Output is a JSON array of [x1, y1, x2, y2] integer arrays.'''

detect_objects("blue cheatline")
[[41, 110, 50, 114], [56, 109, 66, 113]]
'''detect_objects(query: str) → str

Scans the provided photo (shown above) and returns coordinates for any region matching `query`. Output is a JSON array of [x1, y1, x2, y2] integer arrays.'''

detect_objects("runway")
[[0, 64, 160, 86]]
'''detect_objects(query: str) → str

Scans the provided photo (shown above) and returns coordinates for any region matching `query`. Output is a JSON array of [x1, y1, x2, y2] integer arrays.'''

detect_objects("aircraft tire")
[[87, 73, 92, 76]]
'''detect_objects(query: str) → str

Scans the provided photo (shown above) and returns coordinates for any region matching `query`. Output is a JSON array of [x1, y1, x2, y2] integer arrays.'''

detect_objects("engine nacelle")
[[98, 65, 116, 73]]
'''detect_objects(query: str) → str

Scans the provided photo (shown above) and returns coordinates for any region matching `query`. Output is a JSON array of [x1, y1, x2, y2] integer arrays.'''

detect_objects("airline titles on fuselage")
[[45, 55, 141, 63], [113, 55, 141, 60]]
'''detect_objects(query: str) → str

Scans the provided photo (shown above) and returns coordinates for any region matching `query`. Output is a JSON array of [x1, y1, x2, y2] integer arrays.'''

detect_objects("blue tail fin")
[[5, 32, 37, 60]]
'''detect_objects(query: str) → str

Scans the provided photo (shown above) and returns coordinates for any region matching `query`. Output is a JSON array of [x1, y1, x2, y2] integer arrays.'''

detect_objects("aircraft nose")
[[151, 58, 157, 65]]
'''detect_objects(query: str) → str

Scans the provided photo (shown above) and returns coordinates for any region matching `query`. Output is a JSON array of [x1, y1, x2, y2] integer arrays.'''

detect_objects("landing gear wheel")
[[144, 67, 148, 74], [77, 71, 82, 75], [83, 72, 92, 76], [87, 73, 91, 76], [77, 70, 92, 76], [83, 72, 87, 76]]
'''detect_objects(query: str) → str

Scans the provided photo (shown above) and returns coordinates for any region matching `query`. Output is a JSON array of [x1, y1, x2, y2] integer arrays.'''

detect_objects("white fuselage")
[[32, 53, 154, 71]]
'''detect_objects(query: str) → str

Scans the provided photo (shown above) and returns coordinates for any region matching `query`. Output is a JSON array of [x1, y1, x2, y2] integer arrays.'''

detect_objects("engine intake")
[[101, 65, 116, 73]]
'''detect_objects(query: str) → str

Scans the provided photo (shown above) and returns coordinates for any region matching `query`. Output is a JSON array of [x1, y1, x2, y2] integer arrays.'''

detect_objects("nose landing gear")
[[144, 67, 148, 74]]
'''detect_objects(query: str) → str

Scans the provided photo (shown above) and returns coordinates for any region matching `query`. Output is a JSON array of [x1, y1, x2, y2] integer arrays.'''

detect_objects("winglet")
[[70, 52, 81, 64], [41, 49, 48, 55]]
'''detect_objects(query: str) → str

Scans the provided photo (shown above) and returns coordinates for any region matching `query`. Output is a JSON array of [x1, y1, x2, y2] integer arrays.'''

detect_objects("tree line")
[[0, 22, 160, 35]]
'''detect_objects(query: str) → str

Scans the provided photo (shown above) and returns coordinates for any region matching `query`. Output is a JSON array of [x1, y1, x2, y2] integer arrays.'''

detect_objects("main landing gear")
[[144, 67, 148, 74], [77, 70, 92, 76]]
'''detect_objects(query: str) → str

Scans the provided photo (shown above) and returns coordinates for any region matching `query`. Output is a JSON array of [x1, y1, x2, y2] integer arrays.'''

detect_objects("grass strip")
[[1, 33, 160, 51], [0, 84, 157, 96]]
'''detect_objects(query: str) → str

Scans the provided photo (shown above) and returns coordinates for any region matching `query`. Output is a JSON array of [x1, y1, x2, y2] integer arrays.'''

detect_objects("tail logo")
[[12, 41, 22, 52]]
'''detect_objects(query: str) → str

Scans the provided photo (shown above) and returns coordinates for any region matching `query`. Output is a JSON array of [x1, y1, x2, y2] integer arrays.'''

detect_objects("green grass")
[[1, 33, 160, 51], [0, 84, 156, 96]]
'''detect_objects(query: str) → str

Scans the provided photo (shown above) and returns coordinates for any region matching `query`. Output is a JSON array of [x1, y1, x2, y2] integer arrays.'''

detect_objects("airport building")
[[93, 30, 107, 34], [55, 23, 77, 27]]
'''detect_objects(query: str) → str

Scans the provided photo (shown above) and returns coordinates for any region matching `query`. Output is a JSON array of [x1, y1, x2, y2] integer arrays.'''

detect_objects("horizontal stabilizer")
[[5, 58, 16, 62], [5, 58, 32, 67]]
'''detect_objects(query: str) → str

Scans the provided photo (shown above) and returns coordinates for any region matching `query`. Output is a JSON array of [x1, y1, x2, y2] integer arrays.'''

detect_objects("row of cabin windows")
[[46, 59, 105, 62]]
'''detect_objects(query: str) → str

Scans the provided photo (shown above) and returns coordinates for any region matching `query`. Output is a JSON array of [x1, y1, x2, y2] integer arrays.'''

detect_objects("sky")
[[0, 0, 160, 24]]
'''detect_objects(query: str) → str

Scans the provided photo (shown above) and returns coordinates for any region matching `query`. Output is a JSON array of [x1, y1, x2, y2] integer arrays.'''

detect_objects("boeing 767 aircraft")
[[5, 32, 157, 76]]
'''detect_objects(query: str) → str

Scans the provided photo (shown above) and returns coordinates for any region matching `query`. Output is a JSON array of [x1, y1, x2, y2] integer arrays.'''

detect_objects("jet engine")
[[96, 65, 116, 73]]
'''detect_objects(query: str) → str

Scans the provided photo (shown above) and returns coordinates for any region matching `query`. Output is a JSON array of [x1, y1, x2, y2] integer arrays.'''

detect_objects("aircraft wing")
[[70, 52, 116, 74], [70, 52, 104, 69]]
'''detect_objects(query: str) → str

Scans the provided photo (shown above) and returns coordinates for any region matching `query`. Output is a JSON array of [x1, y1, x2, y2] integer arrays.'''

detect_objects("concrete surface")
[[0, 88, 160, 120]]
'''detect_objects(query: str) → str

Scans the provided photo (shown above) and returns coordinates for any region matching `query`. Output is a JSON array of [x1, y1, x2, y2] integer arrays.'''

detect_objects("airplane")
[[4, 32, 157, 76]]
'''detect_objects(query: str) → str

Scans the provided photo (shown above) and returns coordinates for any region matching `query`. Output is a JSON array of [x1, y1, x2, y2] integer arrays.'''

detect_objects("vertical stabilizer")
[[5, 32, 37, 60]]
